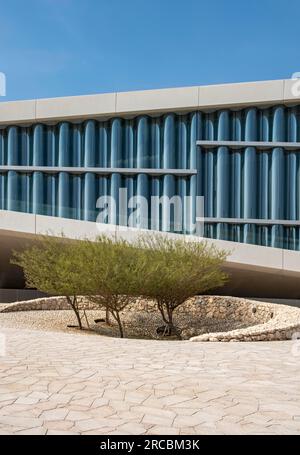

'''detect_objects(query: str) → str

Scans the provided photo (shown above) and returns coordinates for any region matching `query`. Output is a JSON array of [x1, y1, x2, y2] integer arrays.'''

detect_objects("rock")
[[2, 294, 300, 343]]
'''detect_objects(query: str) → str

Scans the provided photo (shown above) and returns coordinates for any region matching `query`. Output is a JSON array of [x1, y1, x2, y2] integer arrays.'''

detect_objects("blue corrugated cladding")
[[1, 105, 300, 250]]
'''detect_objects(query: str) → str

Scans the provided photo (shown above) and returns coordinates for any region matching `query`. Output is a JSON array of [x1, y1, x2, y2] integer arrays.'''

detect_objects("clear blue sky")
[[1, 0, 300, 101]]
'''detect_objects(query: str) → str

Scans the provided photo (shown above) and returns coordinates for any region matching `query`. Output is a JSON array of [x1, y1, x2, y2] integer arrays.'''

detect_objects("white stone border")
[[190, 297, 300, 342], [0, 296, 97, 312], [1, 295, 300, 342]]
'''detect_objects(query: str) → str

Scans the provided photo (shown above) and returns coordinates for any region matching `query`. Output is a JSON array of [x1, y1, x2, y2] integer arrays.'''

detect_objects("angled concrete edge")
[[1, 210, 300, 276], [0, 79, 300, 126]]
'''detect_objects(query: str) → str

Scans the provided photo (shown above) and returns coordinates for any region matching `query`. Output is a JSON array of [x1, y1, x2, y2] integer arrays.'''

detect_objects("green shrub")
[[82, 236, 147, 338], [12, 235, 89, 329], [136, 234, 228, 337], [12, 232, 229, 340]]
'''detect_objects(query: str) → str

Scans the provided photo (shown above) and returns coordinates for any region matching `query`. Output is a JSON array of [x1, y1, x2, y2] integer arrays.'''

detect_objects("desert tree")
[[83, 235, 147, 338], [12, 235, 90, 330], [137, 234, 228, 337]]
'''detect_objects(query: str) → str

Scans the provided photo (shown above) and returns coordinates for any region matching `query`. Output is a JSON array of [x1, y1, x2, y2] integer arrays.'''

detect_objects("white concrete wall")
[[0, 79, 299, 125], [1, 210, 300, 277]]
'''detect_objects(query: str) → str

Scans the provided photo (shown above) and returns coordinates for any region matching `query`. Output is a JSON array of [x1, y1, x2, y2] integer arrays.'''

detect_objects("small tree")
[[12, 235, 89, 330], [83, 236, 146, 338], [137, 234, 228, 337]]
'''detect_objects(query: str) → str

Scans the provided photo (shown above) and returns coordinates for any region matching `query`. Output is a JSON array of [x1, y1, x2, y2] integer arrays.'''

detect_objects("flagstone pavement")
[[0, 327, 299, 435]]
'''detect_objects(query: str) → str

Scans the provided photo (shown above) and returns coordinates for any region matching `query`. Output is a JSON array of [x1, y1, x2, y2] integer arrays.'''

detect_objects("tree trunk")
[[67, 296, 82, 330], [83, 310, 90, 329], [158, 302, 168, 324], [112, 311, 124, 338], [167, 305, 173, 329], [105, 307, 111, 325], [166, 305, 181, 339], [157, 301, 180, 338]]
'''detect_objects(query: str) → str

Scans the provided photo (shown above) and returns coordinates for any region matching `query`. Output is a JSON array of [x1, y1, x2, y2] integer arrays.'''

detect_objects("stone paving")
[[0, 327, 299, 435]]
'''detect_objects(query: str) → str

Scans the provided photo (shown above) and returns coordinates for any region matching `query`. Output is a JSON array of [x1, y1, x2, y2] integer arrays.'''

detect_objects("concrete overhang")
[[1, 210, 300, 298], [0, 79, 299, 126]]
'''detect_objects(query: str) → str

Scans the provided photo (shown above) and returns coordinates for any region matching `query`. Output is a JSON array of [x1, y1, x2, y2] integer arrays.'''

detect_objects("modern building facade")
[[1, 79, 300, 251], [2, 79, 300, 299]]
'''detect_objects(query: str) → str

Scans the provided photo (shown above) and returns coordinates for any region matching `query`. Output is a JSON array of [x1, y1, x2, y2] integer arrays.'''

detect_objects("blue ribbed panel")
[[162, 115, 175, 232], [72, 125, 82, 219], [0, 131, 5, 210], [271, 107, 285, 248], [243, 108, 257, 244], [231, 111, 242, 242], [136, 117, 149, 228], [110, 119, 122, 225], [150, 119, 161, 230], [2, 107, 300, 250], [204, 114, 215, 240], [46, 127, 56, 216], [178, 116, 188, 233], [32, 125, 45, 215], [190, 112, 201, 235], [216, 110, 230, 240], [83, 121, 96, 221], [7, 127, 18, 211], [287, 109, 297, 250], [58, 123, 70, 218], [123, 120, 134, 227], [258, 110, 269, 246]]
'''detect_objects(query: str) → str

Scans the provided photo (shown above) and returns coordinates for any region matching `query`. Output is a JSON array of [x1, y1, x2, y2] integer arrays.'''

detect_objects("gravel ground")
[[0, 310, 102, 335], [0, 305, 254, 339]]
